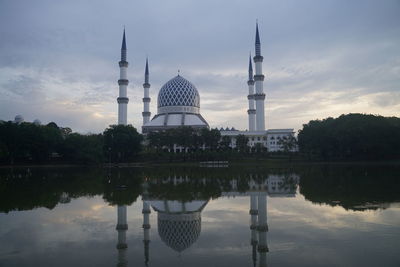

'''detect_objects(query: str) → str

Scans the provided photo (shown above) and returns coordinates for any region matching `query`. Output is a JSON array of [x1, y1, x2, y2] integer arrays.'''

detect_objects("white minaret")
[[247, 54, 256, 131], [257, 192, 268, 267], [116, 205, 128, 267], [250, 193, 258, 267], [142, 58, 151, 126], [117, 29, 129, 125], [254, 23, 266, 131]]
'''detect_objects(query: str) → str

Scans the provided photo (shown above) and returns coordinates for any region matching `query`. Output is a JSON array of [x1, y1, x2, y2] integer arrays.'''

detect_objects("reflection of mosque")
[[115, 174, 299, 267]]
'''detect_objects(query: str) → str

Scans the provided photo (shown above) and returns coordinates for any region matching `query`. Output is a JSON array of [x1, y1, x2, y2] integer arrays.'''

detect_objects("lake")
[[0, 163, 399, 267]]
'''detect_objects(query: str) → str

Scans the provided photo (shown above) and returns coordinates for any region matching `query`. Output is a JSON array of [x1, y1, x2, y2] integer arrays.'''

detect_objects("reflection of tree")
[[299, 164, 400, 211], [1, 164, 398, 212]]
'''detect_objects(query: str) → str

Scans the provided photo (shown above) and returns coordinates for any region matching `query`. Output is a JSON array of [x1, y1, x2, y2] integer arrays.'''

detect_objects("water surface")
[[0, 164, 399, 267]]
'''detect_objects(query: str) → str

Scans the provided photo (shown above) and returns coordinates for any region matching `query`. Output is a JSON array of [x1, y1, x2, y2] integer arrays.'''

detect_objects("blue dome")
[[158, 75, 200, 108]]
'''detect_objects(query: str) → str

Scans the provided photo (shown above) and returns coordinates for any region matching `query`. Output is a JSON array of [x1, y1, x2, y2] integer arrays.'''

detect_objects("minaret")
[[117, 29, 129, 125], [142, 180, 151, 266], [116, 205, 128, 267], [142, 58, 151, 126], [253, 23, 266, 131], [250, 193, 258, 267], [247, 54, 256, 131], [257, 192, 269, 267]]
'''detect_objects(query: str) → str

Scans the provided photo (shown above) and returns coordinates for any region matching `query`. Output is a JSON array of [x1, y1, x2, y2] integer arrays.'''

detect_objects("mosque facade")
[[117, 24, 295, 151]]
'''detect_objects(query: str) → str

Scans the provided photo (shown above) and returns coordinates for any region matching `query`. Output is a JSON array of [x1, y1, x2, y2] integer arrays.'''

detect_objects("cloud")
[[0, 0, 399, 132]]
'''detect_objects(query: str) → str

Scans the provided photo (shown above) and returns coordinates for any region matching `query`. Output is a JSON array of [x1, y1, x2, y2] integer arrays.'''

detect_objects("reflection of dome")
[[147, 199, 208, 253], [158, 75, 200, 109], [158, 212, 201, 252], [14, 115, 24, 124]]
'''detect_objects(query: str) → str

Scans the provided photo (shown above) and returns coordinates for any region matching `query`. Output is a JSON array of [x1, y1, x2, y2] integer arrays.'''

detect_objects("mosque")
[[116, 24, 295, 151]]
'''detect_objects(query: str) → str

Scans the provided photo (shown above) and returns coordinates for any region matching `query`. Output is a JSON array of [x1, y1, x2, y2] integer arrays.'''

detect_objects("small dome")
[[158, 75, 200, 108], [14, 115, 24, 124], [33, 119, 41, 125]]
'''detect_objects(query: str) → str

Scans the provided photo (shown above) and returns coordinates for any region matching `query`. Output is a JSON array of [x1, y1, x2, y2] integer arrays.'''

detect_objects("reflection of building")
[[114, 173, 299, 267]]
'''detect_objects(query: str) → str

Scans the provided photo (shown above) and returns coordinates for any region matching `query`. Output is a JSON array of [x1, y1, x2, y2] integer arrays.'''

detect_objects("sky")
[[0, 0, 399, 133]]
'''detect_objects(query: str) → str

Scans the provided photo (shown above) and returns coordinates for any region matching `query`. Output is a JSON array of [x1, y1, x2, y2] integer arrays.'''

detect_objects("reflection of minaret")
[[116, 205, 128, 267], [257, 193, 268, 267], [250, 194, 258, 267], [142, 180, 151, 266]]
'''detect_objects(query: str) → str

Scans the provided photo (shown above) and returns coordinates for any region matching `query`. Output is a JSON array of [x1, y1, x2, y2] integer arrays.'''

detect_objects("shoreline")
[[1, 158, 399, 169]]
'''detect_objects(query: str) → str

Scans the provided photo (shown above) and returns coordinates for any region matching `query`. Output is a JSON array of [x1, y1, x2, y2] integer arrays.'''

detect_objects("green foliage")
[[0, 121, 63, 163], [298, 113, 400, 160], [220, 136, 231, 151], [236, 134, 249, 152], [277, 136, 297, 153], [63, 133, 104, 164], [103, 124, 143, 162], [0, 122, 143, 165], [145, 127, 222, 152]]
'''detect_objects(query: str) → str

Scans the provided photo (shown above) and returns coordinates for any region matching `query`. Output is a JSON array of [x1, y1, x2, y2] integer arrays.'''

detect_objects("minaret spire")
[[255, 22, 261, 57], [253, 23, 266, 131], [117, 29, 129, 125], [248, 53, 254, 81], [145, 57, 149, 83], [247, 53, 256, 131], [121, 29, 127, 61], [142, 58, 151, 128]]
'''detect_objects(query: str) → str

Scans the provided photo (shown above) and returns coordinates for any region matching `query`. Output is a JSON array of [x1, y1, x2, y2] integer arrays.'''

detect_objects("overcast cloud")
[[0, 0, 399, 133]]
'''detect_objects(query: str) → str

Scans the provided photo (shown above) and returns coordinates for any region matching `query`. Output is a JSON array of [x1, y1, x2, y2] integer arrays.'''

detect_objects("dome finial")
[[178, 69, 180, 76]]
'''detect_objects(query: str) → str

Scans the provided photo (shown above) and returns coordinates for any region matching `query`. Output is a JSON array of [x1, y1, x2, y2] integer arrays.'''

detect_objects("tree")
[[147, 131, 163, 151], [62, 133, 104, 164], [219, 136, 231, 151], [298, 113, 400, 160], [236, 134, 249, 152], [277, 136, 297, 153], [175, 126, 195, 152], [103, 125, 143, 162], [201, 128, 221, 150]]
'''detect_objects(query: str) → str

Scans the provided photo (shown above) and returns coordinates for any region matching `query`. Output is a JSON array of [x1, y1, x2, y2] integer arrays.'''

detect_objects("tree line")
[[1, 113, 398, 164], [0, 121, 142, 164], [298, 113, 400, 160], [146, 127, 250, 152]]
